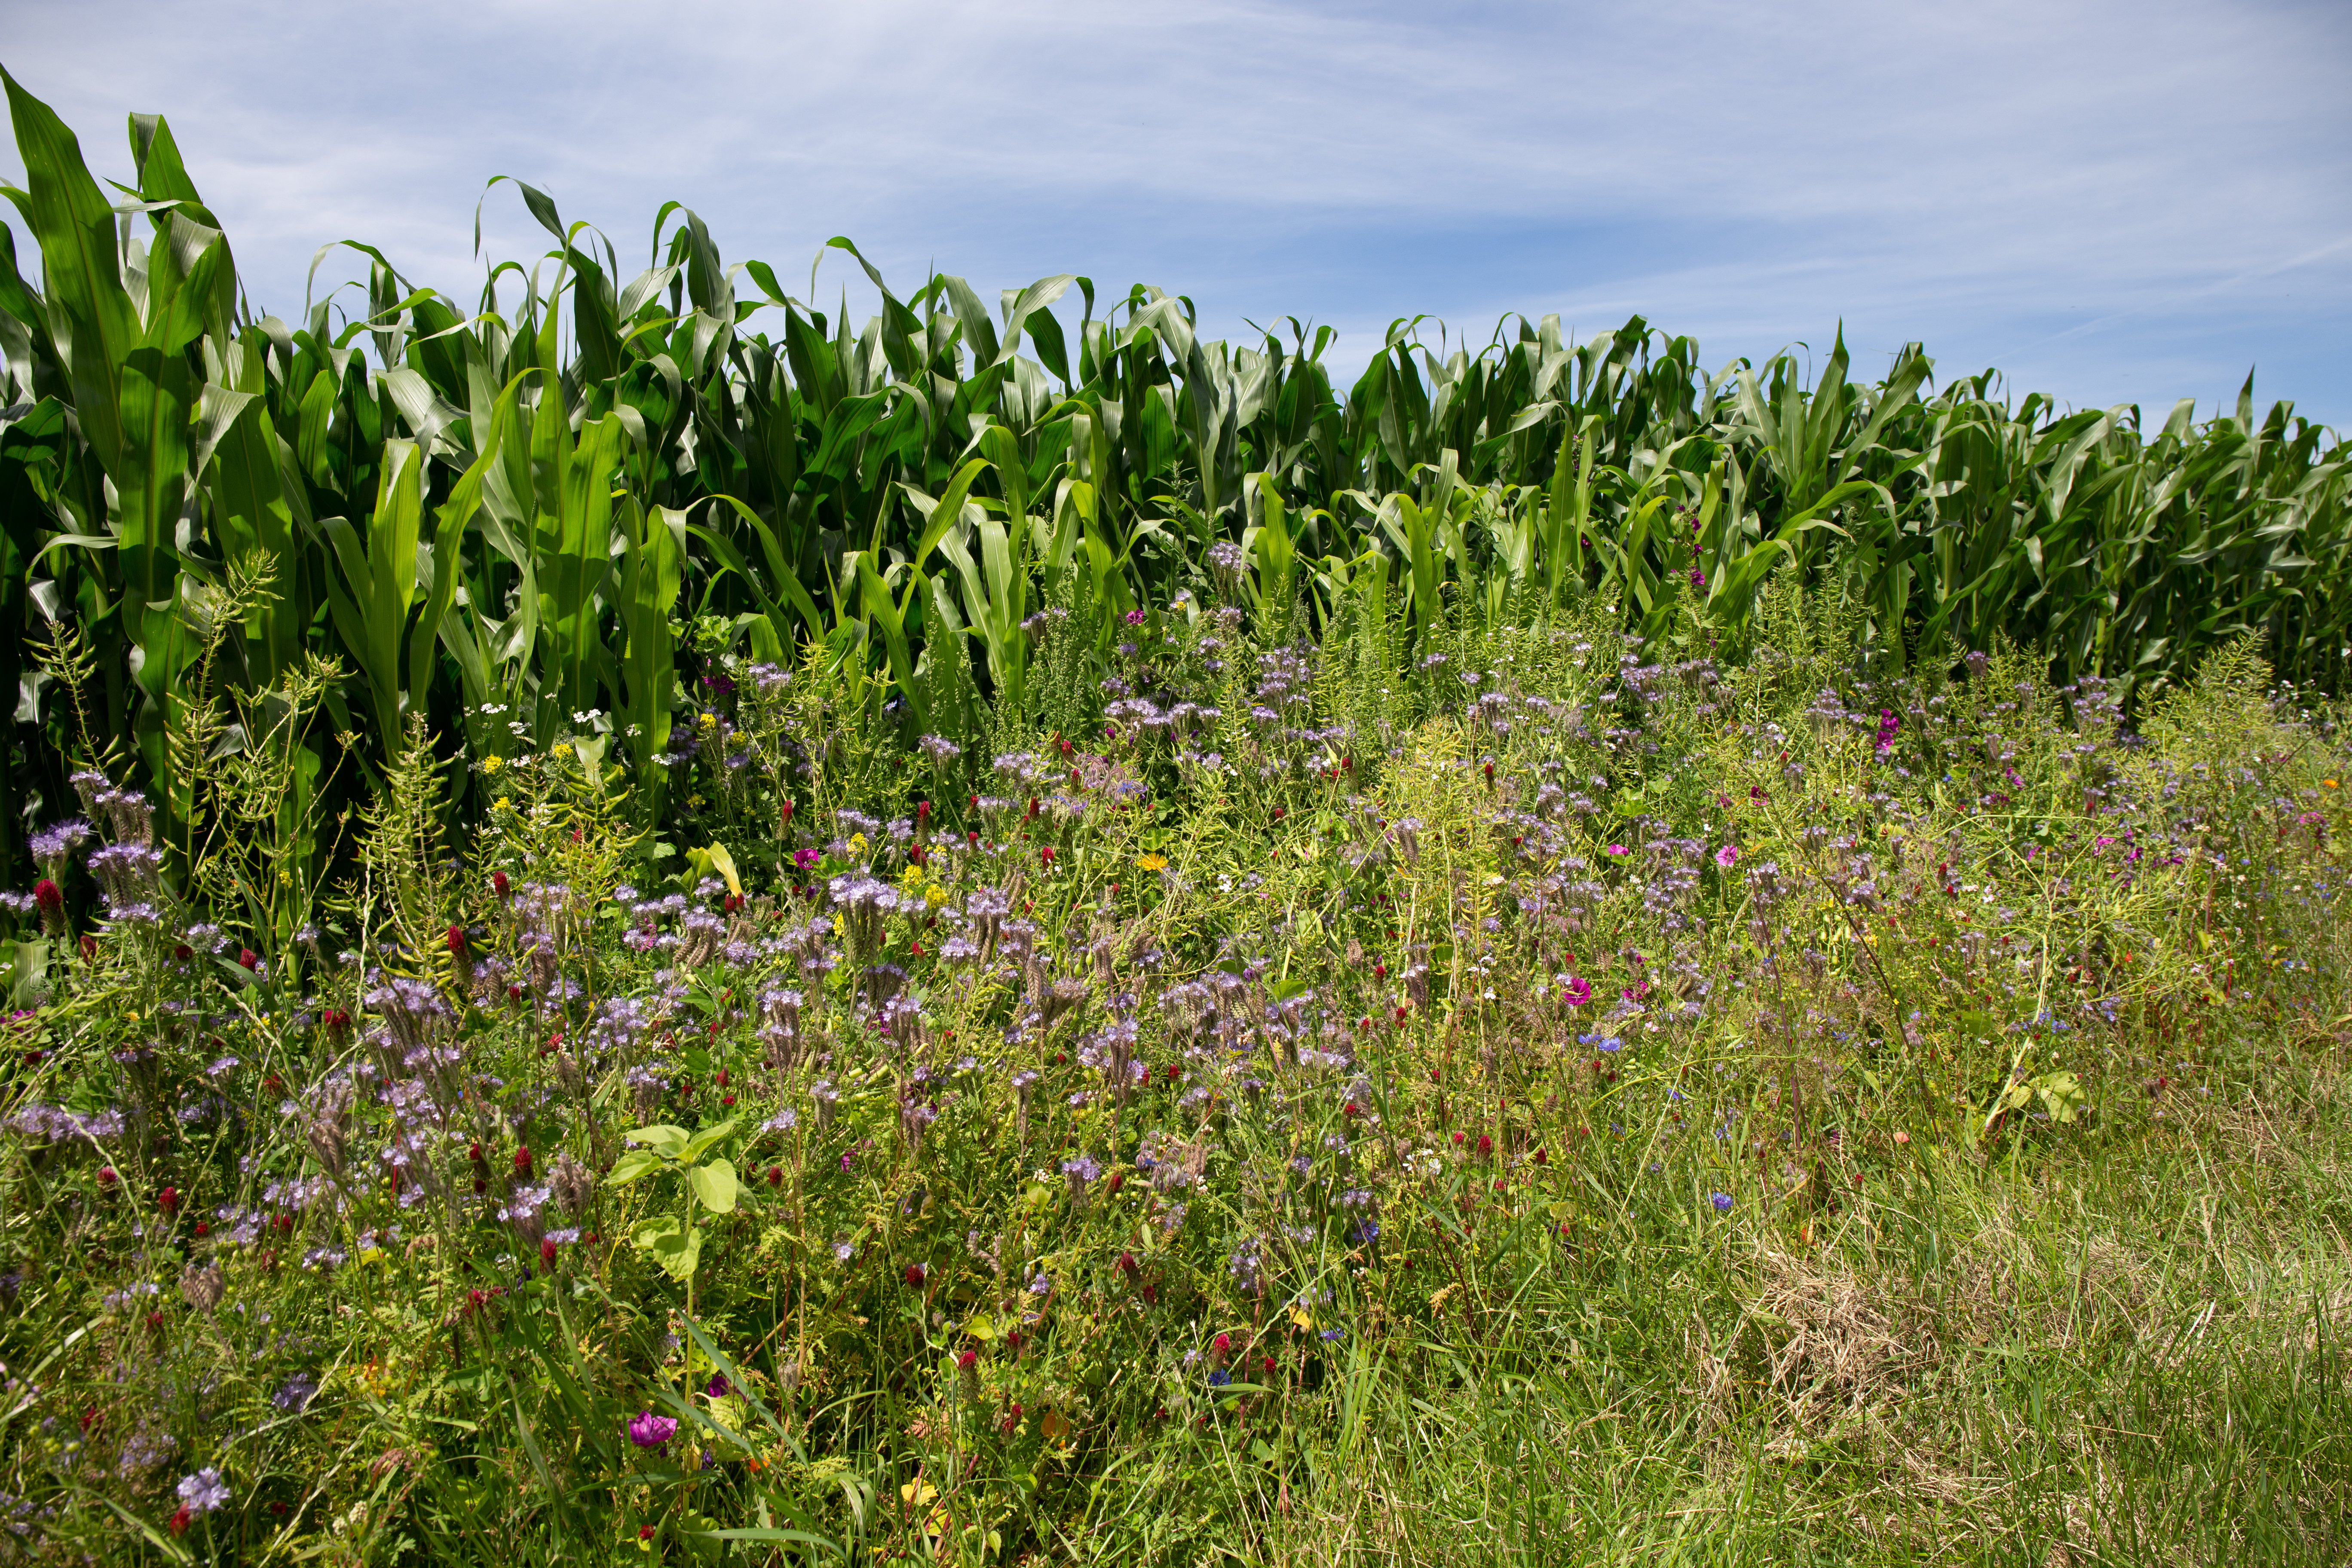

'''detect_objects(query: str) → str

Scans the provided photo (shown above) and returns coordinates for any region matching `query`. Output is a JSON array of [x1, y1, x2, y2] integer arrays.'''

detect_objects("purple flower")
[[793, 848, 821, 871], [628, 1410, 678, 1448], [176, 1467, 230, 1515], [1710, 1193, 1734, 1214], [1714, 844, 1738, 869], [705, 1374, 730, 1398], [1561, 977, 1591, 1007]]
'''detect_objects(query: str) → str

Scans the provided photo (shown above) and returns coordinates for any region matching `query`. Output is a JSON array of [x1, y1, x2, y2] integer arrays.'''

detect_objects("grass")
[[0, 583, 2348, 1565]]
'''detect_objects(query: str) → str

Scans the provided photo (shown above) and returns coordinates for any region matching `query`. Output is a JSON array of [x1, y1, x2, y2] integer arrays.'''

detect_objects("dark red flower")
[[97, 1165, 117, 1186], [445, 925, 466, 955], [237, 948, 258, 970], [540, 1237, 558, 1266], [159, 1185, 179, 1214], [32, 879, 61, 919], [513, 1145, 532, 1175], [492, 870, 510, 898], [905, 1262, 926, 1287], [168, 1507, 191, 1537]]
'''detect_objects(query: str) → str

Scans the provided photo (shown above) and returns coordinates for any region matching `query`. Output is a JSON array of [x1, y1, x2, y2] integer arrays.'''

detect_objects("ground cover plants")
[[7, 584, 2352, 1565], [2, 72, 2351, 1568]]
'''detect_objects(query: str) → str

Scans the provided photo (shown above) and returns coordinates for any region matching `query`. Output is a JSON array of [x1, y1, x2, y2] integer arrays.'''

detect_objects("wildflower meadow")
[[1, 71, 2349, 1567]]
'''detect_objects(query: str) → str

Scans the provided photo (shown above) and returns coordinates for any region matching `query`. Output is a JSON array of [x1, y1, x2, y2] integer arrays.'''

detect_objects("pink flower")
[[793, 848, 820, 870], [1604, 845, 1629, 857], [1715, 844, 1738, 869], [1561, 977, 1592, 1007]]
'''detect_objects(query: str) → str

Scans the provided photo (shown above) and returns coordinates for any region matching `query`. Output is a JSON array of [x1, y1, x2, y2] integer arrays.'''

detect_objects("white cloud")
[[5, 0, 2347, 421]]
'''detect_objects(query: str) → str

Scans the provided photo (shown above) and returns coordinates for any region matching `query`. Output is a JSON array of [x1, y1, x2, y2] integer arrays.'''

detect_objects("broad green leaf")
[[688, 1158, 741, 1215], [625, 1124, 690, 1157], [632, 1213, 702, 1282], [606, 1148, 664, 1186], [680, 1118, 740, 1165]]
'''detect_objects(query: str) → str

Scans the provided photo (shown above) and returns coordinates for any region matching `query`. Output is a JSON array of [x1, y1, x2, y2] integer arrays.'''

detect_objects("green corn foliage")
[[2, 74, 2347, 877]]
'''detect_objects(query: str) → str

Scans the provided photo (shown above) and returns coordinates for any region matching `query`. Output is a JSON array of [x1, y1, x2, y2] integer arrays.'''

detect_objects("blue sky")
[[6, 0, 2348, 426]]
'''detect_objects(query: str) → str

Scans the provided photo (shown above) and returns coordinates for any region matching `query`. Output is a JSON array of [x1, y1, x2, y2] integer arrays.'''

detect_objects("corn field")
[[2, 73, 2347, 882]]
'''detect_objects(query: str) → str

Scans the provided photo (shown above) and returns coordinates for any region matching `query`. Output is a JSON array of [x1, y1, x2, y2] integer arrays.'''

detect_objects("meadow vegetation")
[[0, 72, 2349, 1567]]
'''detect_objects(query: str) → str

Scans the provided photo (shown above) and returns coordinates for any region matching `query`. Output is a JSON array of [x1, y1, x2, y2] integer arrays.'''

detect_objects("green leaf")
[[687, 1158, 741, 1216], [633, 1214, 702, 1281], [606, 1148, 664, 1186], [680, 1118, 740, 1165], [626, 1124, 690, 1158]]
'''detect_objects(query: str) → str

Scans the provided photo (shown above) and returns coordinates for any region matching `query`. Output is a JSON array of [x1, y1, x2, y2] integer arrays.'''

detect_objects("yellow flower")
[[925, 884, 949, 909], [832, 914, 846, 939], [687, 794, 705, 807], [1136, 853, 1169, 872], [551, 742, 571, 758], [494, 796, 512, 812], [699, 712, 719, 729], [849, 832, 868, 855], [481, 753, 503, 774]]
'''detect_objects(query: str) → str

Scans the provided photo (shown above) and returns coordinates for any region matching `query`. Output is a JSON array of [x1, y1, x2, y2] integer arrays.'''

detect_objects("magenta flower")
[[1603, 844, 1629, 857], [1715, 844, 1738, 869], [628, 1410, 678, 1448], [1561, 977, 1592, 1007], [792, 848, 820, 871]]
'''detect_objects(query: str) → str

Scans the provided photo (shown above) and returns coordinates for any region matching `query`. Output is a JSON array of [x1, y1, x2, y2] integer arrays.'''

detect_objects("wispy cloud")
[[6, 0, 2347, 420]]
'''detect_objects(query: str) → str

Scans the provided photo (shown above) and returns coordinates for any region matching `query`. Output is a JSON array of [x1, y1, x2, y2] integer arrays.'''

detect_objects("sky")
[[4, 0, 2348, 427]]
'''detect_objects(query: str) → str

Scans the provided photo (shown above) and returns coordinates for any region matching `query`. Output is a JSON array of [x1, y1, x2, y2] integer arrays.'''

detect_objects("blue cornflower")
[[1207, 1369, 1231, 1387], [1710, 1192, 1734, 1213]]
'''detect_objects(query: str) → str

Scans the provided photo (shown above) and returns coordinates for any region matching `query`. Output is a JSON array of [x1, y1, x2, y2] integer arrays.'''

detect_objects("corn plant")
[[1, 70, 2346, 895]]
